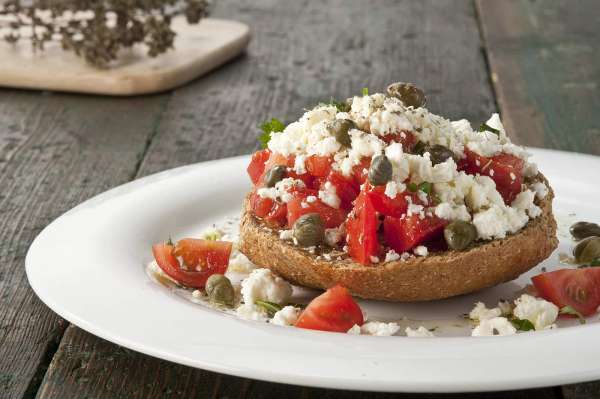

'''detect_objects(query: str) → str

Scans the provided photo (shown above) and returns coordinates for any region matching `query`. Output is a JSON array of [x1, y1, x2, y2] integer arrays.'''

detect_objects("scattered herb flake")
[[590, 258, 600, 266], [255, 300, 283, 317], [259, 118, 285, 149], [478, 123, 500, 136], [418, 182, 432, 194], [510, 318, 535, 331], [559, 305, 586, 324], [362, 87, 369, 96], [407, 182, 418, 192]]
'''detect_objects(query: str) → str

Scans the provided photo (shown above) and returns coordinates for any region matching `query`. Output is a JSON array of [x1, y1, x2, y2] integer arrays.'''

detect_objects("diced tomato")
[[249, 191, 274, 218], [346, 192, 379, 265], [295, 285, 364, 332], [287, 195, 346, 228], [383, 214, 448, 253], [323, 172, 359, 210], [153, 240, 232, 289], [256, 152, 295, 186], [351, 157, 372, 185], [305, 155, 333, 178], [532, 268, 600, 317], [287, 170, 314, 188], [460, 149, 524, 204], [380, 130, 417, 152], [249, 191, 288, 227], [265, 201, 288, 227], [247, 149, 271, 185], [367, 187, 429, 218]]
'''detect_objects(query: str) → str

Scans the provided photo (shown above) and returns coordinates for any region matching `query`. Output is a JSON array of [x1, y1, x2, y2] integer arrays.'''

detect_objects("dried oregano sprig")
[[0, 0, 210, 68]]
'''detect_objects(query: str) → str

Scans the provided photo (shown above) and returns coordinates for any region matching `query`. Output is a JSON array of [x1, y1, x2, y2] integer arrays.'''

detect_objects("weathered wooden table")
[[1, 0, 599, 398]]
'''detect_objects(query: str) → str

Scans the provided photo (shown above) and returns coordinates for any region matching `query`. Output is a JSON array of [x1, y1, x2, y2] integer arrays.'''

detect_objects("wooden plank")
[[0, 89, 170, 399], [476, 0, 600, 153], [35, 0, 554, 398], [563, 382, 600, 399]]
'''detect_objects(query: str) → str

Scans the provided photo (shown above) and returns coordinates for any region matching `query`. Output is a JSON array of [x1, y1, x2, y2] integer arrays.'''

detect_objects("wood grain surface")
[[0, 0, 597, 398]]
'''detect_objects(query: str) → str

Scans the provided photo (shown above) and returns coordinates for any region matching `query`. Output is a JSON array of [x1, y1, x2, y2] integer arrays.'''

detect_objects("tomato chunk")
[[305, 155, 333, 178], [351, 157, 372, 185], [323, 172, 359, 210], [249, 191, 288, 227], [295, 285, 364, 332], [383, 214, 447, 253], [287, 194, 346, 228], [152, 240, 232, 289], [380, 130, 417, 152], [532, 268, 600, 317], [460, 149, 524, 204], [346, 192, 379, 265], [247, 149, 271, 185]]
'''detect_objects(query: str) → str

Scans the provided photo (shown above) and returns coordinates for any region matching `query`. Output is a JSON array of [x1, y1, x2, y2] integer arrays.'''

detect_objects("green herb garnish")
[[166, 236, 174, 246], [407, 182, 418, 192], [362, 87, 369, 96], [590, 258, 600, 266], [559, 305, 586, 324], [318, 98, 351, 113], [510, 318, 535, 331], [259, 118, 285, 149], [418, 182, 432, 195], [478, 123, 500, 136], [255, 300, 283, 317]]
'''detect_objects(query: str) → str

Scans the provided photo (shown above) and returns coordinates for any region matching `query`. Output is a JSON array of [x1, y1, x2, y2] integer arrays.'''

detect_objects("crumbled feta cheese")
[[407, 202, 424, 217], [469, 302, 502, 321], [241, 268, 293, 305], [405, 326, 435, 337], [347, 324, 361, 335], [513, 294, 559, 330], [306, 195, 317, 203], [318, 181, 341, 209], [228, 252, 256, 273], [257, 178, 305, 203], [192, 290, 202, 298], [384, 181, 404, 199], [369, 108, 412, 136], [325, 226, 344, 247], [413, 246, 428, 257], [270, 306, 301, 326], [293, 154, 307, 174], [384, 249, 401, 262], [472, 317, 517, 336], [360, 322, 401, 336], [531, 181, 548, 200], [512, 190, 542, 218], [434, 203, 471, 222], [523, 162, 538, 178], [370, 255, 380, 263], [279, 230, 293, 240], [236, 303, 269, 322]]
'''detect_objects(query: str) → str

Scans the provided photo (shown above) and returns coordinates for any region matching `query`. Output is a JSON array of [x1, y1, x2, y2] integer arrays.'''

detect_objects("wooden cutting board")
[[0, 17, 250, 96]]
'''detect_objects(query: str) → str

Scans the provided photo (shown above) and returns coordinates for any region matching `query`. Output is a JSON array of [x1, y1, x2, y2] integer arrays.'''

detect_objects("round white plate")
[[26, 148, 600, 393]]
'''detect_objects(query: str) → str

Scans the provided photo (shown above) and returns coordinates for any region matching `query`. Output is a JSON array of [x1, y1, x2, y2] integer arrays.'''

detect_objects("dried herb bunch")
[[0, 0, 211, 68]]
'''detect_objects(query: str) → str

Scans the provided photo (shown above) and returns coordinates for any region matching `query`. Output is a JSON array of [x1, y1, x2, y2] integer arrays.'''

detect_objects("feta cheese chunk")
[[236, 303, 268, 322], [513, 294, 559, 330], [241, 268, 293, 306], [413, 245, 428, 257], [471, 317, 517, 336], [318, 181, 341, 209], [347, 322, 400, 336], [270, 306, 301, 326], [469, 302, 502, 321], [228, 252, 256, 273], [405, 326, 435, 337]]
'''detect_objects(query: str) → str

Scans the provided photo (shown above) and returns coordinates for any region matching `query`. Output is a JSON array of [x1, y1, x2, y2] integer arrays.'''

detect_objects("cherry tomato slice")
[[532, 268, 600, 316], [295, 285, 364, 332]]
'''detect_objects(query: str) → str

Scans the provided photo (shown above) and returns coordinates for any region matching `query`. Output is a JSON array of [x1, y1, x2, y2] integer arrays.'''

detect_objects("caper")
[[426, 144, 455, 165], [264, 165, 286, 187], [570, 221, 600, 241], [386, 82, 426, 108], [205, 274, 235, 307], [444, 221, 477, 250], [330, 119, 355, 147], [573, 236, 600, 264], [293, 213, 325, 247], [412, 141, 427, 155], [368, 155, 393, 186]]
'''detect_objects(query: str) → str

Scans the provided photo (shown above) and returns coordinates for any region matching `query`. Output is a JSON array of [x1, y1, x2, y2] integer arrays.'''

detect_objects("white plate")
[[26, 148, 600, 393]]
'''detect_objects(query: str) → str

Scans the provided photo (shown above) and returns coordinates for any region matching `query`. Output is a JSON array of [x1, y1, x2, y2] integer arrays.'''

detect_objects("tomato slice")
[[383, 214, 447, 253], [152, 240, 232, 289], [351, 157, 372, 185], [460, 149, 524, 204], [532, 268, 600, 317], [323, 172, 359, 210], [346, 192, 379, 265], [287, 194, 347, 228], [295, 285, 364, 332], [380, 130, 417, 152], [249, 191, 288, 227], [247, 149, 271, 185], [265, 201, 288, 227], [305, 155, 333, 177]]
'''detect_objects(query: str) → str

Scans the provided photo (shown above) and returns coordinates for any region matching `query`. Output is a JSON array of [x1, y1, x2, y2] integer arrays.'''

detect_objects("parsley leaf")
[[590, 258, 600, 266], [255, 300, 283, 317], [559, 305, 586, 324], [362, 87, 369, 96], [510, 318, 535, 331], [478, 123, 500, 136], [318, 97, 351, 112], [407, 182, 418, 192], [418, 182, 432, 195], [259, 118, 285, 149]]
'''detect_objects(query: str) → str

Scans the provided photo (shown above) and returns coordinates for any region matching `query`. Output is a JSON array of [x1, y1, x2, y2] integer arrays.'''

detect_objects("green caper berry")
[[293, 213, 325, 247], [386, 82, 426, 108], [205, 274, 235, 307], [264, 165, 287, 187], [412, 141, 427, 155], [425, 144, 455, 165], [570, 221, 600, 241], [330, 119, 355, 147], [573, 236, 600, 264], [368, 155, 393, 186], [444, 221, 477, 250]]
